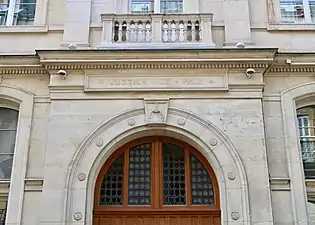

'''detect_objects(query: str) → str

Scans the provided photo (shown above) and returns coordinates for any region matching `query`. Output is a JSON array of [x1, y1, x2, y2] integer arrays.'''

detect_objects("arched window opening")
[[94, 137, 220, 225], [297, 106, 315, 178]]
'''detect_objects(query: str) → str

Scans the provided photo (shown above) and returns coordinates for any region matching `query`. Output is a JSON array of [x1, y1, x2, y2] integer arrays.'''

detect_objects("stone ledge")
[[0, 25, 48, 33], [270, 177, 290, 191], [24, 178, 44, 192], [267, 23, 315, 31]]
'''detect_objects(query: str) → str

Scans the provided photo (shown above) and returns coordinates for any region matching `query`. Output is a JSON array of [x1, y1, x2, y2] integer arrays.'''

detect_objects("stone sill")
[[99, 42, 217, 50], [267, 23, 315, 31], [0, 25, 48, 33]]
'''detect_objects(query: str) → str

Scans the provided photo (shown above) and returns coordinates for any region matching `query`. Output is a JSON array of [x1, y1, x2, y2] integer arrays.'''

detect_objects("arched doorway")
[[93, 136, 221, 225]]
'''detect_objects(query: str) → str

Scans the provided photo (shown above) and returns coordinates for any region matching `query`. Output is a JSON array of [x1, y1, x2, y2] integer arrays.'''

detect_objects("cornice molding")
[[0, 64, 46, 75], [1, 63, 315, 75], [1, 49, 315, 74], [270, 66, 315, 73], [37, 48, 277, 72], [44, 62, 270, 70], [0, 68, 47, 75]]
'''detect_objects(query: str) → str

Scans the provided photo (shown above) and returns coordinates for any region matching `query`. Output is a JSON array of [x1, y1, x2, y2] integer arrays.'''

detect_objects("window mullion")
[[5, 0, 17, 26], [303, 0, 312, 22], [185, 149, 192, 207], [123, 150, 129, 206], [154, 0, 160, 13], [152, 140, 161, 208]]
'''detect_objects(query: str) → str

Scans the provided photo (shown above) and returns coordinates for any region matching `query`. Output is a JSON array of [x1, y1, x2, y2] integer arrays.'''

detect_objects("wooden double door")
[[93, 137, 221, 225]]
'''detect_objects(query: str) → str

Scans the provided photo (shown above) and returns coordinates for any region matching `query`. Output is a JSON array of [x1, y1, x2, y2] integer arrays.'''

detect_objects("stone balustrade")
[[100, 13, 215, 48]]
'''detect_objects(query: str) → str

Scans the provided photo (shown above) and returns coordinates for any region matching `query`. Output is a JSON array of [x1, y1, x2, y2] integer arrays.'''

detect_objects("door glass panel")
[[128, 143, 151, 205], [191, 154, 214, 205], [162, 143, 186, 205], [100, 154, 124, 206]]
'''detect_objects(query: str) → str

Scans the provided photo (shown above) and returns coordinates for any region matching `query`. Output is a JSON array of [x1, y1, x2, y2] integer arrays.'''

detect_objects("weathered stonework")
[[1, 20, 315, 225]]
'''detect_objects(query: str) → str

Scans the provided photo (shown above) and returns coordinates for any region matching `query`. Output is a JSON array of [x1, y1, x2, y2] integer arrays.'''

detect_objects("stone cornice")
[[0, 55, 46, 75], [1, 49, 315, 74], [36, 48, 278, 61], [36, 48, 277, 71], [44, 62, 271, 70], [0, 67, 47, 75], [270, 66, 315, 73]]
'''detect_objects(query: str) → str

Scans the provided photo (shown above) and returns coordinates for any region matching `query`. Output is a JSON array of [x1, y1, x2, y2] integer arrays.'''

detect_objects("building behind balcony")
[[1, 0, 315, 225]]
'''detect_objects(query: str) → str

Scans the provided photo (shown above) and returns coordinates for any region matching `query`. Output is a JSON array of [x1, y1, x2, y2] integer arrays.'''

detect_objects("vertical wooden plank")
[[157, 140, 163, 207], [123, 150, 129, 206], [93, 216, 100, 225], [185, 149, 192, 207], [151, 141, 157, 208], [213, 216, 221, 225], [153, 140, 163, 208]]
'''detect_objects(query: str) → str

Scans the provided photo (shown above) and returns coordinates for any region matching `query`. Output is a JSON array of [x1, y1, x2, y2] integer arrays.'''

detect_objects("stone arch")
[[281, 82, 315, 224], [0, 85, 34, 225], [65, 107, 249, 225]]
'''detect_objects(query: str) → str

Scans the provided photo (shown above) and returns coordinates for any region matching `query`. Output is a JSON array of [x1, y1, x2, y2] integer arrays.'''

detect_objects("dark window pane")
[[0, 108, 18, 180], [162, 143, 186, 205], [0, 108, 18, 130], [15, 0, 36, 25], [191, 154, 214, 205], [128, 143, 151, 205], [0, 155, 13, 179], [0, 131, 17, 154], [100, 155, 124, 206]]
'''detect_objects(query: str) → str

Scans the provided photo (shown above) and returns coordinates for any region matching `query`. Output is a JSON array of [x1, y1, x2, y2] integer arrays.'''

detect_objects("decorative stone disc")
[[74, 212, 82, 221], [95, 138, 103, 147]]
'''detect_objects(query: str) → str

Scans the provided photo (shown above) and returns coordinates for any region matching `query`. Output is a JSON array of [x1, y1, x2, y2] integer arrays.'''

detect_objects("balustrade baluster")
[[187, 20, 192, 41], [130, 21, 136, 42], [145, 22, 151, 42], [191, 20, 196, 42], [126, 22, 130, 42], [122, 21, 127, 42], [179, 21, 185, 42], [114, 22, 119, 42], [171, 21, 176, 42], [183, 21, 188, 42], [135, 21, 139, 42], [195, 20, 200, 41], [118, 22, 123, 42], [163, 21, 169, 42]]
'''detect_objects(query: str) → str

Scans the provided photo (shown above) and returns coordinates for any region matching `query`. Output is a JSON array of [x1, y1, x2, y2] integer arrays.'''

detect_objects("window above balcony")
[[131, 0, 183, 13]]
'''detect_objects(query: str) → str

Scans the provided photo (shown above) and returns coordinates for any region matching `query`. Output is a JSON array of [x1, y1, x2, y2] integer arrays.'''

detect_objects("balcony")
[[100, 13, 215, 49]]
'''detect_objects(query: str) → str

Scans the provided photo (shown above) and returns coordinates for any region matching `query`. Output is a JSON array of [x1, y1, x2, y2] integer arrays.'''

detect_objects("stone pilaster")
[[61, 0, 92, 48], [223, 0, 253, 47]]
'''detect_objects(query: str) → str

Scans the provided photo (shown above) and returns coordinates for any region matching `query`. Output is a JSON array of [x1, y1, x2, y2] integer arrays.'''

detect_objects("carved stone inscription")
[[85, 75, 227, 91]]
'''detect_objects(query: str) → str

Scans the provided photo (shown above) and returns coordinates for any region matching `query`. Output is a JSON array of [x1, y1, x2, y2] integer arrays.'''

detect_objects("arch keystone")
[[144, 98, 169, 124]]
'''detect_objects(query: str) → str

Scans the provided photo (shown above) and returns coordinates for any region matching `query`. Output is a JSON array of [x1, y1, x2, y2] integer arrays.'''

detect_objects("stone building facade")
[[1, 0, 315, 225]]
